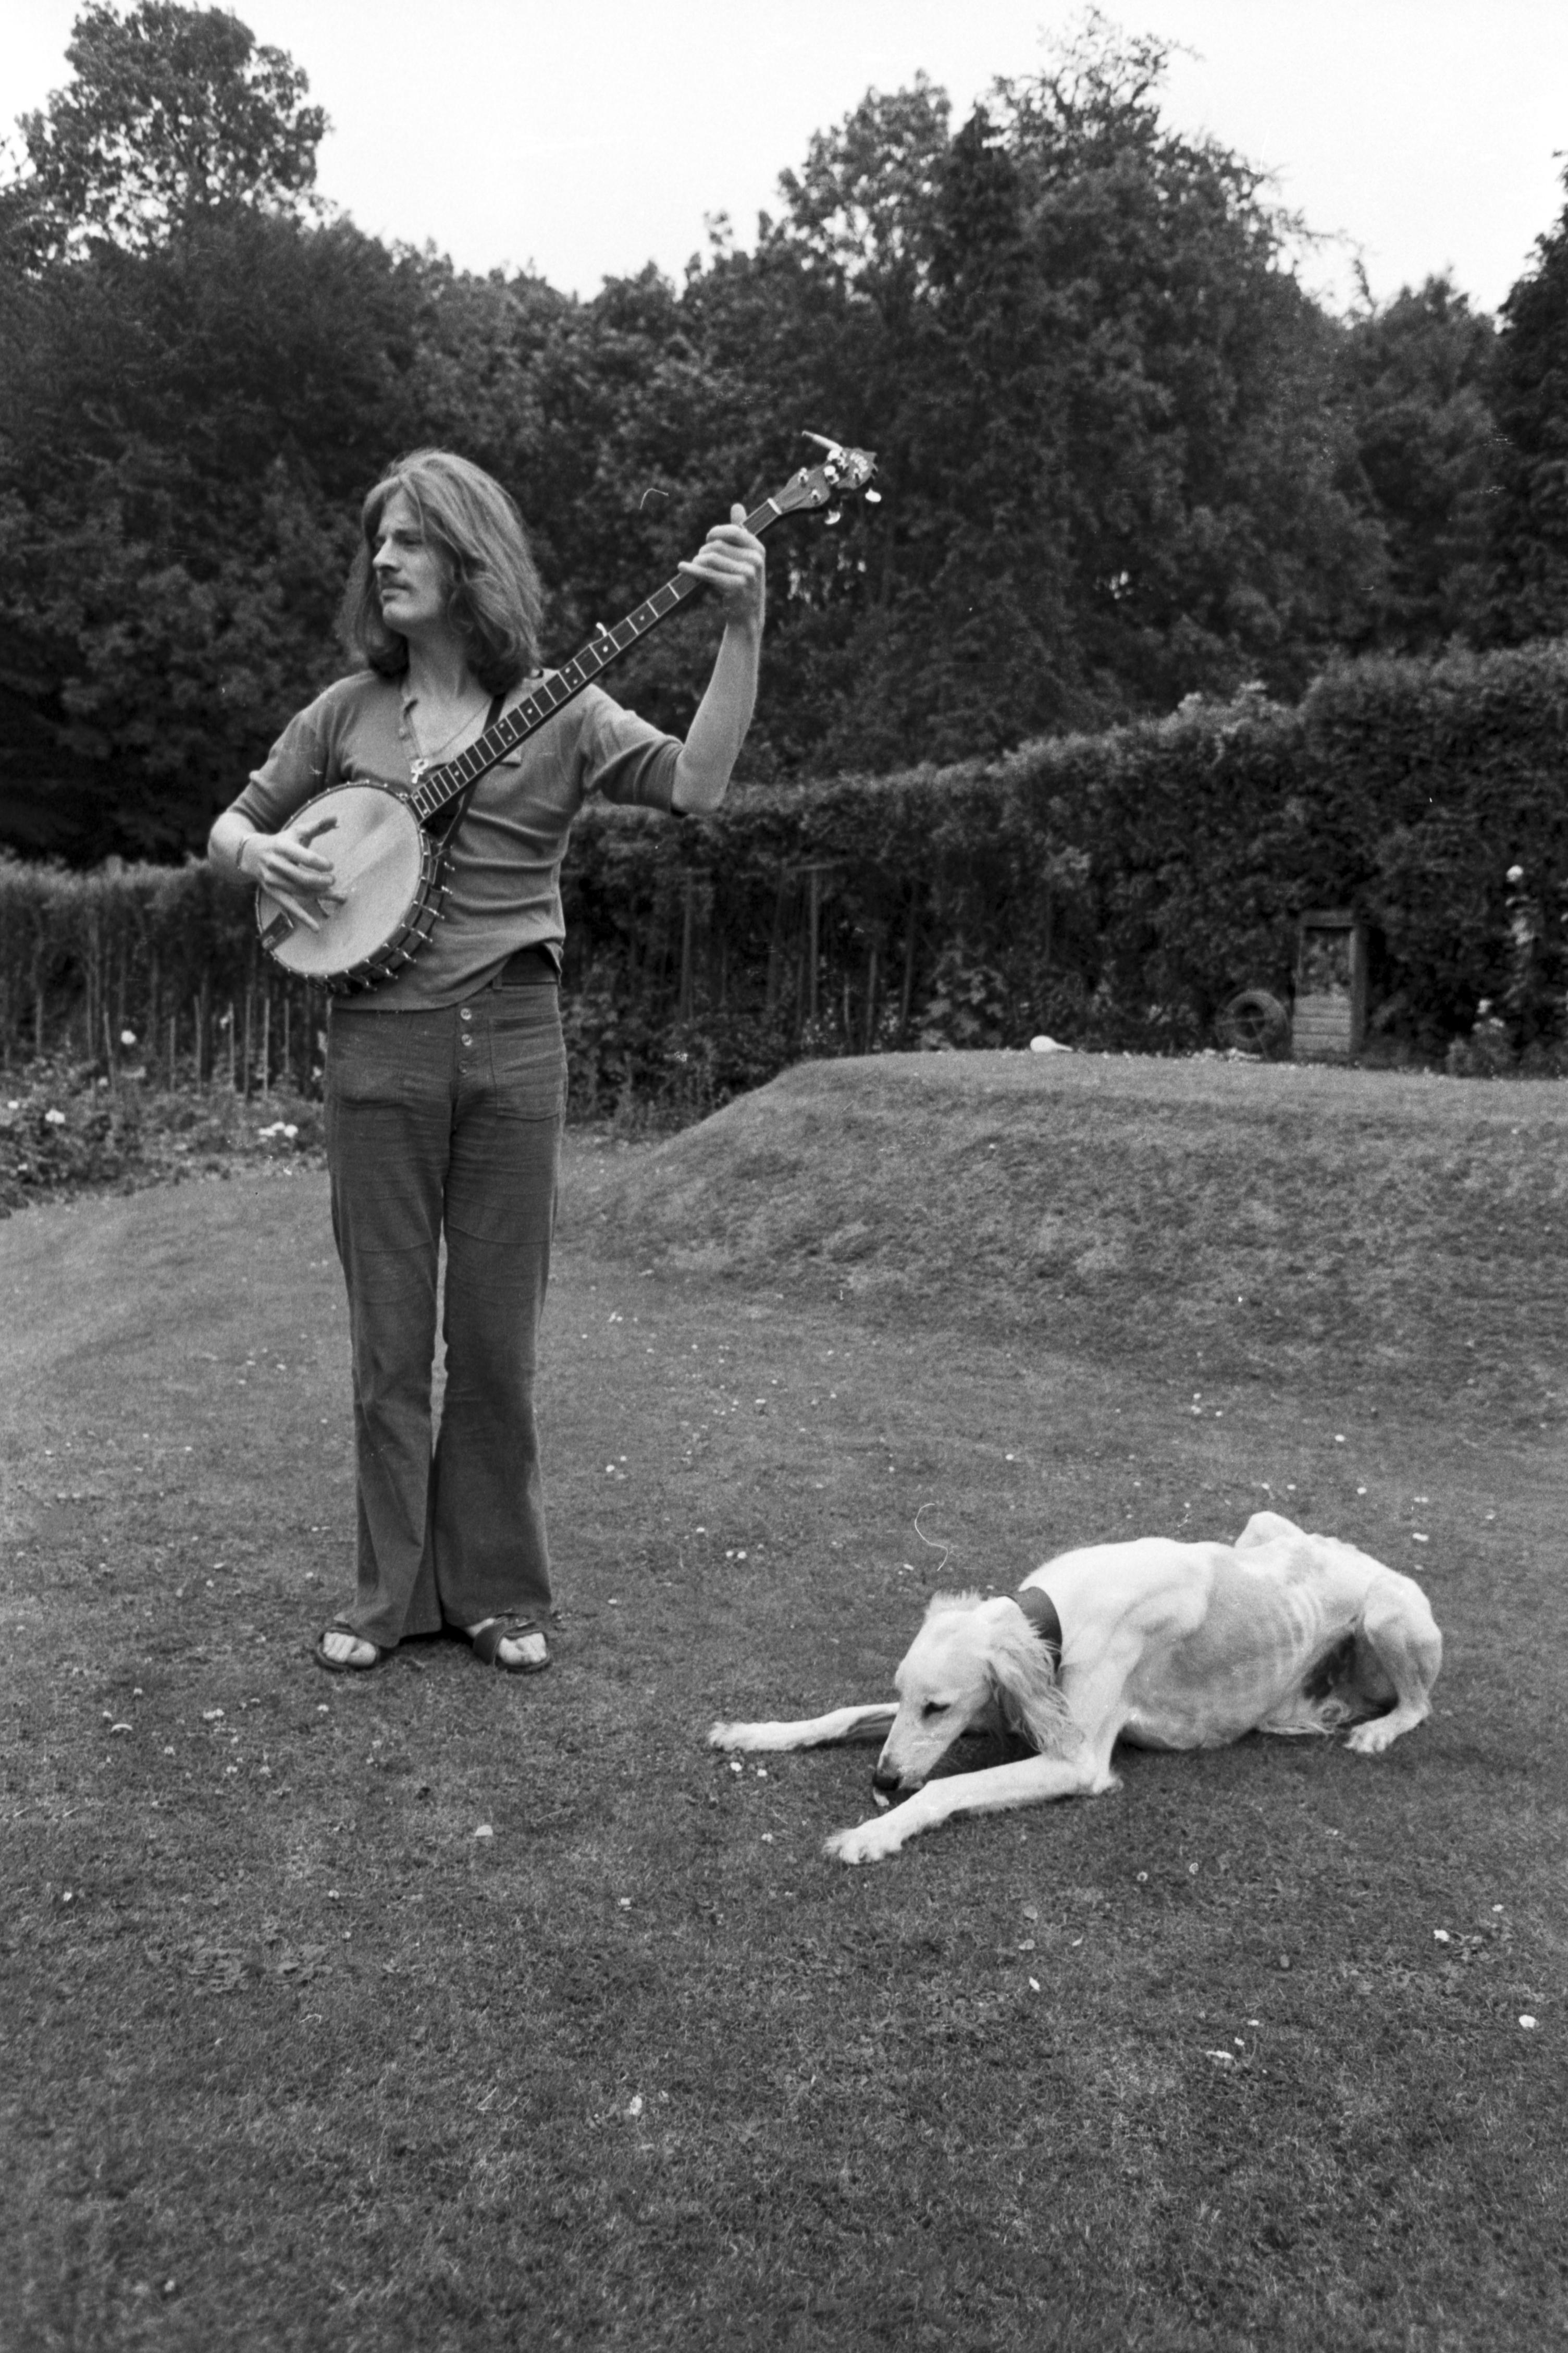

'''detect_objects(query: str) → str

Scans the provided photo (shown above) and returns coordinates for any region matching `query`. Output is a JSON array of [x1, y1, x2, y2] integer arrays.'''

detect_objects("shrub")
[[6, 639, 1568, 1107]]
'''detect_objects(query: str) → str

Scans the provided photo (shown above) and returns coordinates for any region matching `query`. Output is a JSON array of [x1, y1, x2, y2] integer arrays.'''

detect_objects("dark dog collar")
[[1016, 1586, 1063, 1672]]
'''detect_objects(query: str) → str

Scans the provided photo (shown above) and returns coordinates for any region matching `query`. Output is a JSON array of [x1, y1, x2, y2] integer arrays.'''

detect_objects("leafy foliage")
[[1488, 168, 1568, 643], [0, 209, 428, 854], [740, 27, 1385, 765], [5, 1, 1568, 925], [1339, 276, 1498, 653], [0, 7, 1492, 865], [8, 0, 326, 260]]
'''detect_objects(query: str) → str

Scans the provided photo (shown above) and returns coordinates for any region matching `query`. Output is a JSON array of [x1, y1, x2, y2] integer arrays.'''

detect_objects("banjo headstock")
[[757, 434, 881, 530]]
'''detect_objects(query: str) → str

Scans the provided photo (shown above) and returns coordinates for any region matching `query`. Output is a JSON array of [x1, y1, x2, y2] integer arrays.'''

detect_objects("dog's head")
[[871, 1590, 1073, 1804]]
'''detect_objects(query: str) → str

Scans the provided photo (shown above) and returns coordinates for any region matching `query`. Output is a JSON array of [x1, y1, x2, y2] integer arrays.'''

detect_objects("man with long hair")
[[209, 449, 764, 1673]]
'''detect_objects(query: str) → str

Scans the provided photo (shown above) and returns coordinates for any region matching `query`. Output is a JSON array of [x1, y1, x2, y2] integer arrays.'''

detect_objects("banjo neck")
[[405, 440, 878, 824], [255, 439, 877, 992], [406, 556, 708, 823]]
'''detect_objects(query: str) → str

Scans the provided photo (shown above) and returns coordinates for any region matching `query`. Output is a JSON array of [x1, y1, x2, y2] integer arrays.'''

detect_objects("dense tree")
[[0, 211, 436, 854], [4, 4, 1542, 863], [1338, 276, 1497, 652], [1487, 174, 1568, 643], [0, 6, 355, 853], [8, 0, 325, 261], [743, 24, 1385, 765]]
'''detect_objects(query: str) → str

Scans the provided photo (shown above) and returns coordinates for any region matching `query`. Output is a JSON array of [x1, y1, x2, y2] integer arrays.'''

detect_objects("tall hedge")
[[4, 641, 1566, 1104]]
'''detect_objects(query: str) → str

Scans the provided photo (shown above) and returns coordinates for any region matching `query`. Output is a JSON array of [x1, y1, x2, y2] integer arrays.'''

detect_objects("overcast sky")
[[7, 0, 1566, 315]]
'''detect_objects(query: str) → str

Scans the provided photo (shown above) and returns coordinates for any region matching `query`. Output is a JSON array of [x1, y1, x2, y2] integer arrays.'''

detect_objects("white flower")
[[120, 1028, 137, 1046], [1507, 865, 1525, 884], [1520, 2014, 1538, 2029], [44, 1108, 66, 1125], [472, 1824, 493, 1842], [1434, 1928, 1451, 1943]]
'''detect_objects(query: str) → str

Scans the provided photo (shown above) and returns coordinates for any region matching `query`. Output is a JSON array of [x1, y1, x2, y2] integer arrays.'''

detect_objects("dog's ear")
[[987, 1619, 1076, 1757], [990, 1665, 1035, 1743]]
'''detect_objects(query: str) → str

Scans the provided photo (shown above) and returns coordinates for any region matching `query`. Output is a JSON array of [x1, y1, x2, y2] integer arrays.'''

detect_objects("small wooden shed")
[[1291, 910, 1367, 1061]]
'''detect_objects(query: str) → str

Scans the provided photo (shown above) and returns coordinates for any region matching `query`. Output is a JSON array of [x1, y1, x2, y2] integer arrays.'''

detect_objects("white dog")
[[709, 1512, 1442, 1865]]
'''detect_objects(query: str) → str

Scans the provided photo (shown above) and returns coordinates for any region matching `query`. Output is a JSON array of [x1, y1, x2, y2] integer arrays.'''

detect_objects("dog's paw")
[[824, 1818, 899, 1866], [1345, 1717, 1400, 1756], [708, 1721, 749, 1750]]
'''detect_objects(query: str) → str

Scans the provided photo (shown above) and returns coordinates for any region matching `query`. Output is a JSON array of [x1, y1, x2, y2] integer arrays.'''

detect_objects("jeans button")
[[460, 1007, 473, 1023]]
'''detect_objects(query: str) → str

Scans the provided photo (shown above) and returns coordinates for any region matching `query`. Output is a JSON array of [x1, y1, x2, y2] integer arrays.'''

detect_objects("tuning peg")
[[825, 508, 842, 527]]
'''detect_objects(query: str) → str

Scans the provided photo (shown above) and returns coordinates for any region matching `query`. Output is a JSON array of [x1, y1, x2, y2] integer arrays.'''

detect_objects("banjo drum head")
[[259, 783, 426, 979]]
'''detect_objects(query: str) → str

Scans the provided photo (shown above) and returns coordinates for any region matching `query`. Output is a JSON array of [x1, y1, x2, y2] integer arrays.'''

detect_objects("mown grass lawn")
[[3, 1054, 1566, 2352]]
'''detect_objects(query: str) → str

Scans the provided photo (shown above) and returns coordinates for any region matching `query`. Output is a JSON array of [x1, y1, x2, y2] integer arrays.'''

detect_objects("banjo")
[[255, 435, 879, 992]]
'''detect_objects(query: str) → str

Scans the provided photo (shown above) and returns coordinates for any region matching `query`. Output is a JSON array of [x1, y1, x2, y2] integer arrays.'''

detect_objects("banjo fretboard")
[[407, 488, 788, 825]]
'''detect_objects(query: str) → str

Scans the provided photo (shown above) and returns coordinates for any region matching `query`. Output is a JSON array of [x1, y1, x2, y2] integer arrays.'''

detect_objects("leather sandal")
[[465, 1619, 549, 1674], [313, 1627, 385, 1674]]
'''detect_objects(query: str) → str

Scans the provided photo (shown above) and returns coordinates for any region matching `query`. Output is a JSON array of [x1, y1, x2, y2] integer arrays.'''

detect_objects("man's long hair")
[[339, 448, 545, 694]]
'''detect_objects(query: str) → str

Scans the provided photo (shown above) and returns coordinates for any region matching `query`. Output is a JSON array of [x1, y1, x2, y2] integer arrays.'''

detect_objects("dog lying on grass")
[[709, 1512, 1442, 1865]]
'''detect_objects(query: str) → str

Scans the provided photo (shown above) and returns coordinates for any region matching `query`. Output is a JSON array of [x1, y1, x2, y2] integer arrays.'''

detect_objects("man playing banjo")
[[209, 448, 766, 1674]]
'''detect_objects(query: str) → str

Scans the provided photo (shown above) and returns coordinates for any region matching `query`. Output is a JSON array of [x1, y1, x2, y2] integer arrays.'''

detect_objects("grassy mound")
[[572, 1052, 1568, 1420]]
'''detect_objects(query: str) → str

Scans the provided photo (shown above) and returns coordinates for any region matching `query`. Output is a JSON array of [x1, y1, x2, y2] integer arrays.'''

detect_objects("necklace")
[[408, 686, 489, 765]]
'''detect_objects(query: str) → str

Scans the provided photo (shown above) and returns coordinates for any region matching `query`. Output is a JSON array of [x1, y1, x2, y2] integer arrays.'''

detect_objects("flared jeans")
[[324, 982, 566, 1649]]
